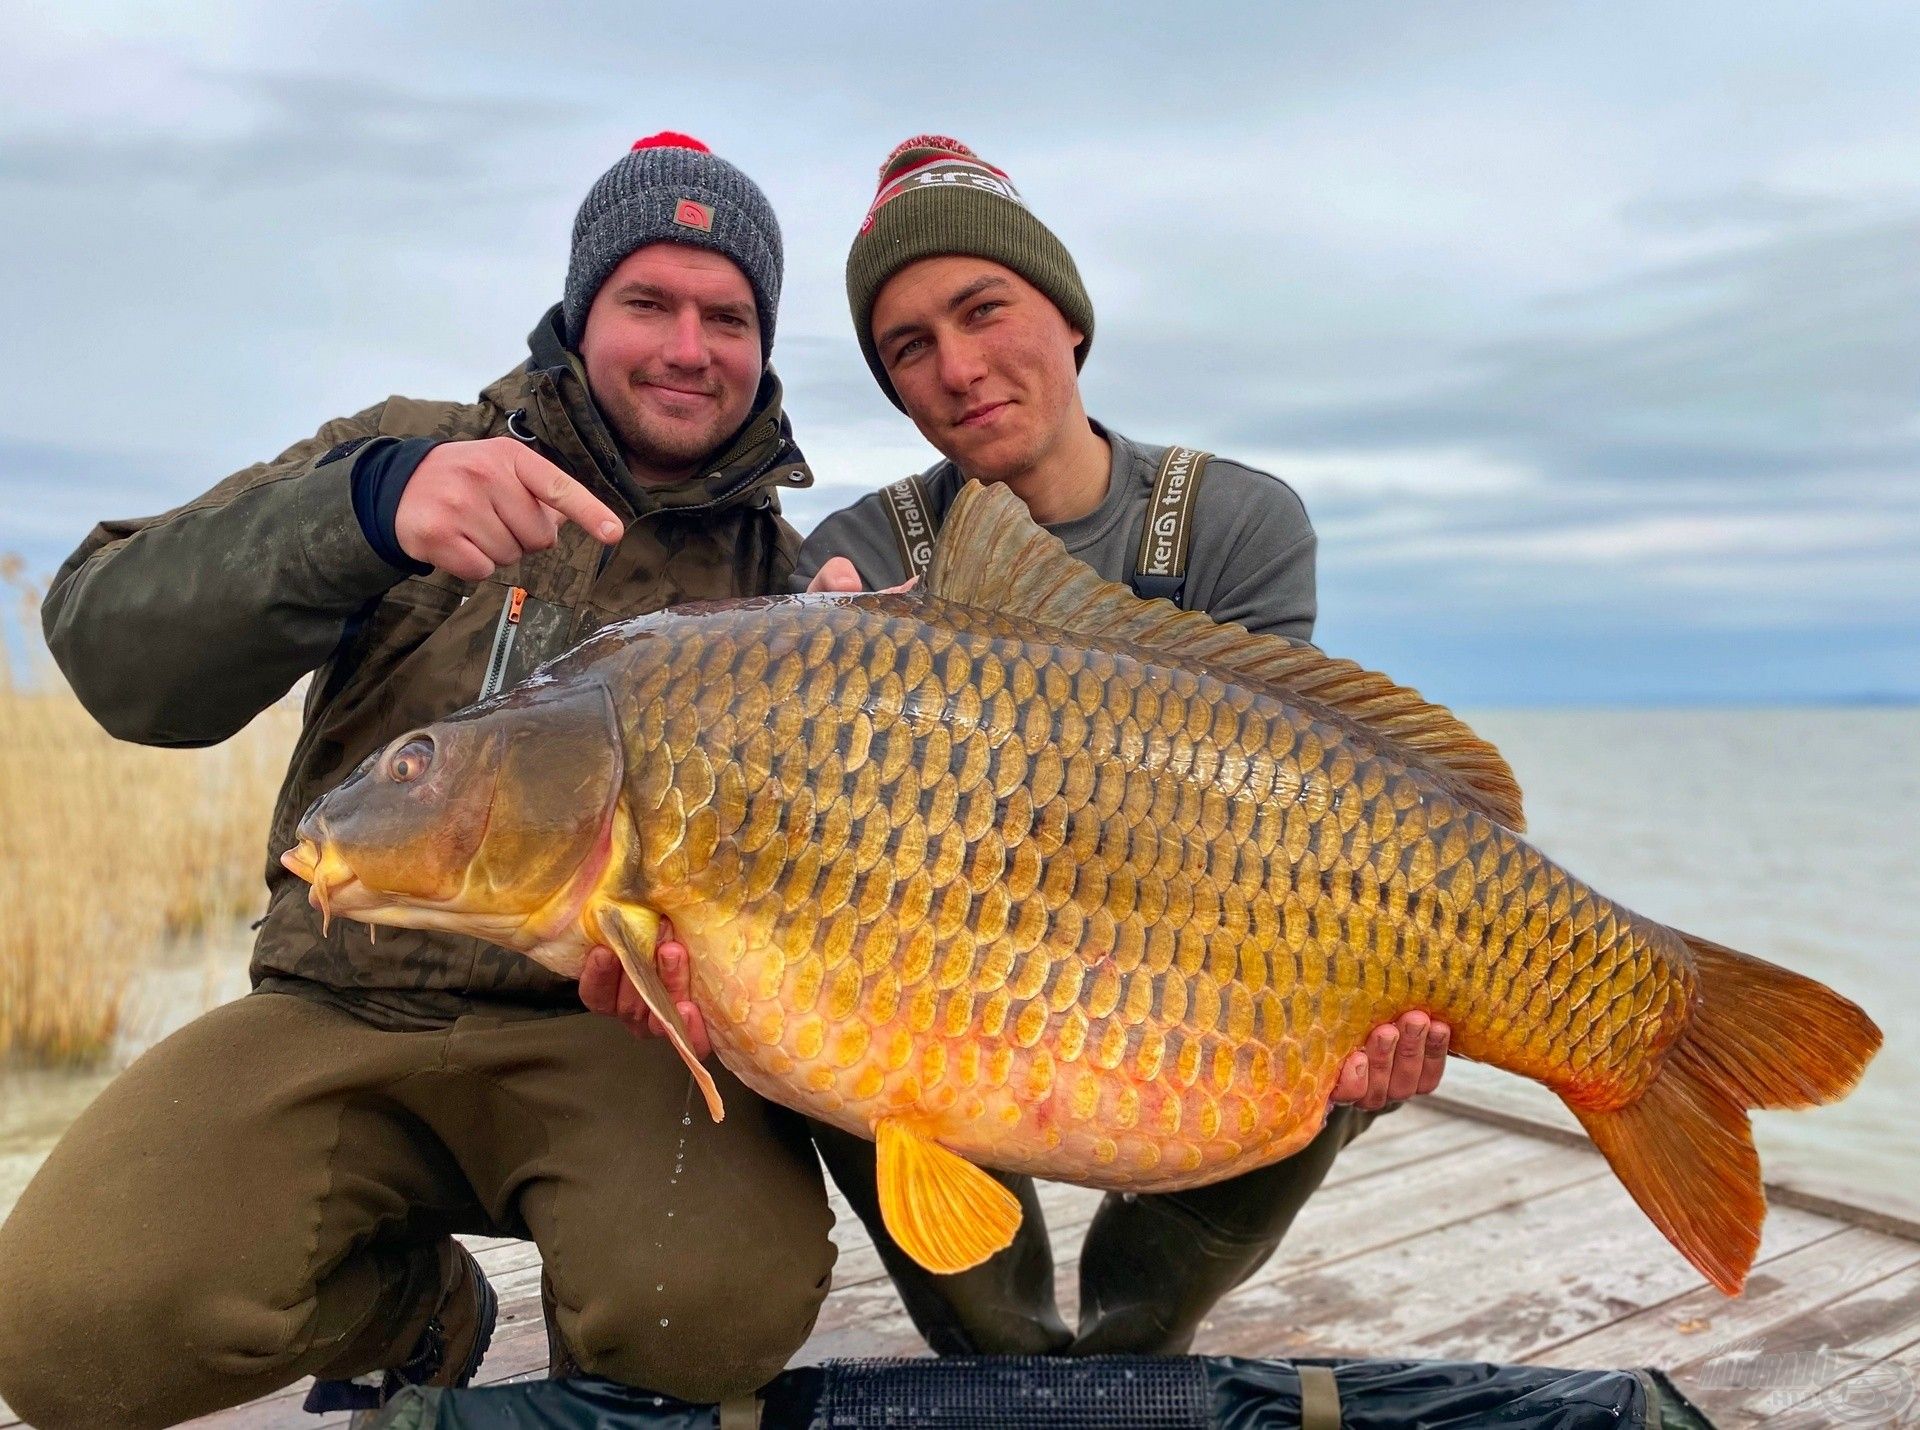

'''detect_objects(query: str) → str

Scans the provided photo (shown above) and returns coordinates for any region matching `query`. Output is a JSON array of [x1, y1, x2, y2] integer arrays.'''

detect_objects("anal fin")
[[875, 1117, 1022, 1274]]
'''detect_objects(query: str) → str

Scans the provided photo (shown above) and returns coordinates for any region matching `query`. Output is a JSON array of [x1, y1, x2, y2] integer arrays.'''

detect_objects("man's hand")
[[806, 557, 917, 595], [807, 557, 865, 594], [579, 917, 711, 1059], [1330, 1012, 1449, 1111], [395, 437, 625, 581]]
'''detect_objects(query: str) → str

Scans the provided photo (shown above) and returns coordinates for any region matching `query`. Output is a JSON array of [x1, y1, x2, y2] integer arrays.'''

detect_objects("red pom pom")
[[878, 135, 976, 180], [632, 131, 710, 153]]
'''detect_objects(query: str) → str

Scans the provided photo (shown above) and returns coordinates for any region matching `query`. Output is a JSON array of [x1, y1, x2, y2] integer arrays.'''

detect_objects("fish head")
[[281, 677, 625, 950]]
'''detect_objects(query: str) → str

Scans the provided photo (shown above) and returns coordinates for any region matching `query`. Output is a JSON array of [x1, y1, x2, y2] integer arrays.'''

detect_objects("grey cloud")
[[1619, 182, 1842, 234], [0, 67, 585, 192], [1090, 209, 1920, 494]]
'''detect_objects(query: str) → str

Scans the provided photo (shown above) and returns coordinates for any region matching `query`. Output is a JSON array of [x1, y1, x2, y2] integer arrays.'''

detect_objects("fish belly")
[[679, 910, 1347, 1192]]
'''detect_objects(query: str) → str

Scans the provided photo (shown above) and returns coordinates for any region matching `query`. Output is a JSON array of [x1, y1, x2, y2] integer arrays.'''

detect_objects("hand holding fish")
[[288, 481, 1879, 1295], [581, 927, 711, 1059], [806, 557, 865, 594], [395, 437, 626, 581], [1330, 1013, 1450, 1110], [806, 558, 917, 596]]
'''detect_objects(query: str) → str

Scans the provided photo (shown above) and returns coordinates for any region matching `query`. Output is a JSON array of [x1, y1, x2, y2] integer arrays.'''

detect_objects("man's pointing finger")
[[511, 446, 624, 545]]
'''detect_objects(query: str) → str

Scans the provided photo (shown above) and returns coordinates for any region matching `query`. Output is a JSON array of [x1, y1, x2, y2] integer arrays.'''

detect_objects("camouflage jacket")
[[43, 307, 813, 1027]]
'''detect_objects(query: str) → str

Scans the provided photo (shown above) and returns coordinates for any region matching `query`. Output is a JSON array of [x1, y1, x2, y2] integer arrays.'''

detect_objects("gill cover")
[[463, 678, 626, 913]]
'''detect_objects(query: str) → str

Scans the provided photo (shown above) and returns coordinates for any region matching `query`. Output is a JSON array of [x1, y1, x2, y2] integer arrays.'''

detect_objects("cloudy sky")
[[2, 2, 1915, 705]]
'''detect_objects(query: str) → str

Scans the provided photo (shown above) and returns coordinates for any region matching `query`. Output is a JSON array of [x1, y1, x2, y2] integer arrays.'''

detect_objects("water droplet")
[[666, 1210, 674, 1217], [655, 1283, 664, 1292], [659, 1318, 670, 1328], [681, 1115, 692, 1126], [1121, 1192, 1137, 1203]]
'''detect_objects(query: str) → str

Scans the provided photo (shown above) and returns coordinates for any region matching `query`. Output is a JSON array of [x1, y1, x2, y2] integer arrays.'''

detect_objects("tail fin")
[[1569, 933, 1881, 1295]]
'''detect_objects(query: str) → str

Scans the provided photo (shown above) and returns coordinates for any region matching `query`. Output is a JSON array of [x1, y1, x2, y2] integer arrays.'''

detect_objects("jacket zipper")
[[479, 586, 527, 699]]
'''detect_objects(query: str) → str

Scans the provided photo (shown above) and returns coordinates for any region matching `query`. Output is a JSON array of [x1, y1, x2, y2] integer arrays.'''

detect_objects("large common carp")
[[284, 481, 1879, 1295]]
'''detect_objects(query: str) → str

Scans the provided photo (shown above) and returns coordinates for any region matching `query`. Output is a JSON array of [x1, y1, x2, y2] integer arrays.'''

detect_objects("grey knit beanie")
[[563, 132, 783, 357], [847, 135, 1093, 410]]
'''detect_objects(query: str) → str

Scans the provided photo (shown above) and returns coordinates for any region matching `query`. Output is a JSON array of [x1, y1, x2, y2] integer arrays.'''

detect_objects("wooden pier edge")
[[1426, 1093, 1920, 1245]]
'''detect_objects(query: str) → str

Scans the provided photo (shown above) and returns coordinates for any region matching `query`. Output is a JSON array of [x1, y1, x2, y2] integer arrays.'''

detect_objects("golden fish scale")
[[612, 598, 1692, 1191]]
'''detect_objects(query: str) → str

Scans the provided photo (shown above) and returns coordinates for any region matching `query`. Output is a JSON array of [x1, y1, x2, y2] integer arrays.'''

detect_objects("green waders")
[[0, 993, 836, 1430], [811, 1102, 1377, 1356]]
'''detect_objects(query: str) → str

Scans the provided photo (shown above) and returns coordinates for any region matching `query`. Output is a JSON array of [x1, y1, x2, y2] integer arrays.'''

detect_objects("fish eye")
[[388, 736, 434, 784]]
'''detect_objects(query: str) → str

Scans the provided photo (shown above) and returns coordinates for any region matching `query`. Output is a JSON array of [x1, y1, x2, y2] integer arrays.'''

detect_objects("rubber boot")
[[1071, 1105, 1376, 1354], [811, 1121, 1072, 1355]]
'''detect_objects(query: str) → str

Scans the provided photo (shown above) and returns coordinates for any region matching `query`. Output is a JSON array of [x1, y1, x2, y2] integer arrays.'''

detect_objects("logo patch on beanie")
[[673, 198, 716, 232]]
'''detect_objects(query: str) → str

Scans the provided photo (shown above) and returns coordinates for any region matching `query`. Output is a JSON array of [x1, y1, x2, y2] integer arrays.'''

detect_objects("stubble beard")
[[944, 411, 1049, 489], [591, 364, 748, 481], [601, 385, 733, 484]]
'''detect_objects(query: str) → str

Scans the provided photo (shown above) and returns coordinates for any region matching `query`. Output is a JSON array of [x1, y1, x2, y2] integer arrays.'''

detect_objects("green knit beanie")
[[847, 136, 1094, 410]]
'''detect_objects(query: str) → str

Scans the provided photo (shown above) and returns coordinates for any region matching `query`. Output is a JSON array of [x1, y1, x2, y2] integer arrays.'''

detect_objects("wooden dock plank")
[[1188, 1150, 1834, 1364], [795, 1123, 1598, 1362], [1538, 1224, 1920, 1368]]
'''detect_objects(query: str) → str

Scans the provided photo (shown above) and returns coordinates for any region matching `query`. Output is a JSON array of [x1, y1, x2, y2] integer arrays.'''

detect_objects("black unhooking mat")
[[367, 1355, 1717, 1428]]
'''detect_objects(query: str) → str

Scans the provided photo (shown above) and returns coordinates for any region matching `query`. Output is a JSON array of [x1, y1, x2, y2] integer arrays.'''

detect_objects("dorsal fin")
[[926, 479, 1526, 831]]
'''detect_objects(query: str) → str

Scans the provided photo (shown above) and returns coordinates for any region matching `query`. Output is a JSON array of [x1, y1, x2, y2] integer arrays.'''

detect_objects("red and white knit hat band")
[[863, 155, 1025, 229]]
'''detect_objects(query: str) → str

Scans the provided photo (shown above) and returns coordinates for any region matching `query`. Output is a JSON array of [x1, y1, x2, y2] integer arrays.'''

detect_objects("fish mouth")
[[281, 834, 374, 936], [279, 834, 527, 945]]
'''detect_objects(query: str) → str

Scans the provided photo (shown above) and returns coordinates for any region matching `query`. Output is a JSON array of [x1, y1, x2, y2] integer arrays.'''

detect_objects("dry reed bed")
[[1, 561, 297, 1066]]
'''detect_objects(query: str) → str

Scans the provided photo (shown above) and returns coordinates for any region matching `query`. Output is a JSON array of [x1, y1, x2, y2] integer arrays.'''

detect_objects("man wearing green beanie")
[[799, 134, 1455, 1356]]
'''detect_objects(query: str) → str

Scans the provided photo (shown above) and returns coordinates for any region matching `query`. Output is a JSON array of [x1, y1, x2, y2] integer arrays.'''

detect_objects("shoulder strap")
[[881, 475, 938, 583], [1131, 445, 1212, 603]]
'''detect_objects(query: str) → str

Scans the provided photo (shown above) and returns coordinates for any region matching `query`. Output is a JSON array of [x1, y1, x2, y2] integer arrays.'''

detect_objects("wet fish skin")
[[615, 594, 1689, 1193]]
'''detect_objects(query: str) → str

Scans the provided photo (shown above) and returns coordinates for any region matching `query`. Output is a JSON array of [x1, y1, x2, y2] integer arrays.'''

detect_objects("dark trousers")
[[0, 992, 835, 1429], [812, 1102, 1377, 1356]]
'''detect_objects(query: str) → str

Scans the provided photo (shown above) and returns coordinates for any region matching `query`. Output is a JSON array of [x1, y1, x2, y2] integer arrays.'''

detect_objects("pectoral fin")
[[594, 903, 726, 1124], [874, 1117, 1022, 1274]]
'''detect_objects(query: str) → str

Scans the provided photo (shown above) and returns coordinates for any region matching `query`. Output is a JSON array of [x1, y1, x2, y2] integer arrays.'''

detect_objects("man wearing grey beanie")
[[3, 134, 832, 1428]]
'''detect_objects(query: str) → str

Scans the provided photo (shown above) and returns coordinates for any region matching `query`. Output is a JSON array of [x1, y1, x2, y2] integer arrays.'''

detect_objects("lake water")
[[1, 707, 1912, 1222]]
